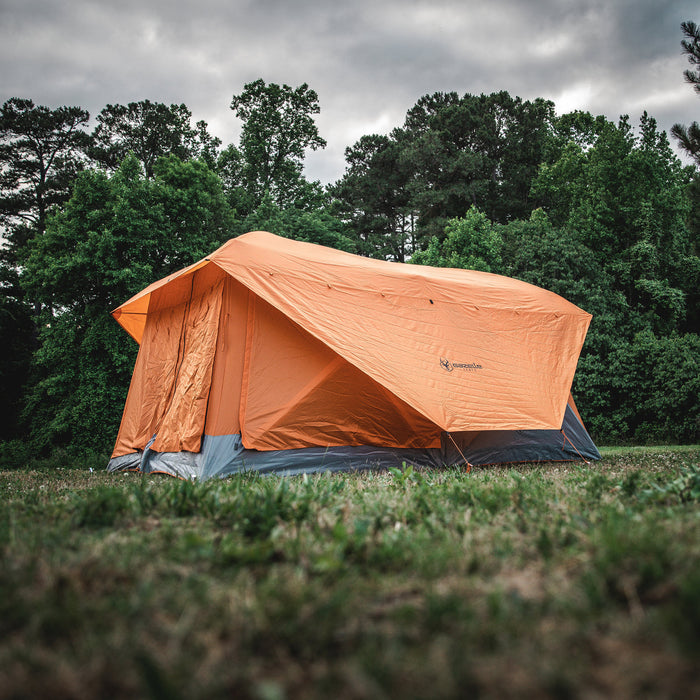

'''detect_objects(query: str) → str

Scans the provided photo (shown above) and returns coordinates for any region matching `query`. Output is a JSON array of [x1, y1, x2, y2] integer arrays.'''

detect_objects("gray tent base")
[[107, 404, 600, 481]]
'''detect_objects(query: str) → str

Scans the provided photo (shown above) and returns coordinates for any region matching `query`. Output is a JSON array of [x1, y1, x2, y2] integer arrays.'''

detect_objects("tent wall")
[[112, 263, 225, 458], [210, 233, 591, 433], [202, 277, 250, 438], [239, 294, 442, 450], [440, 404, 600, 466], [107, 404, 600, 480], [112, 269, 444, 460], [150, 275, 223, 453], [112, 299, 186, 457]]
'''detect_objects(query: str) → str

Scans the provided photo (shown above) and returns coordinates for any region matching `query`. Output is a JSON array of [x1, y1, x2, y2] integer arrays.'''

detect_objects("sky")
[[1, 0, 698, 184]]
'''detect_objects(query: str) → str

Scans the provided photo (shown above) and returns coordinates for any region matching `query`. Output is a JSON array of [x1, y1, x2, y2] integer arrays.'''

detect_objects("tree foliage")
[[412, 206, 503, 272], [401, 91, 556, 230], [0, 97, 91, 261], [533, 112, 696, 332], [329, 134, 415, 261], [238, 193, 354, 252], [227, 79, 326, 213], [0, 98, 91, 435], [332, 91, 557, 258], [528, 113, 699, 441], [0, 264, 34, 440], [21, 155, 234, 451], [90, 100, 221, 177], [671, 20, 700, 166]]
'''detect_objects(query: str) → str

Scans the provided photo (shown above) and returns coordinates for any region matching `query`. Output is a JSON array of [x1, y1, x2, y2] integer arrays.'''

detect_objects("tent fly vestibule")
[[107, 231, 600, 480]]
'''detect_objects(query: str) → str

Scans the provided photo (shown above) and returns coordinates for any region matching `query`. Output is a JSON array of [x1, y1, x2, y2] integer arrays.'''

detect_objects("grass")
[[1, 446, 699, 699]]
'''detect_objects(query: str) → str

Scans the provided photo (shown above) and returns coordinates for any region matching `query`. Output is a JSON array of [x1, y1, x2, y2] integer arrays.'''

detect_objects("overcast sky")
[[1, 0, 698, 183]]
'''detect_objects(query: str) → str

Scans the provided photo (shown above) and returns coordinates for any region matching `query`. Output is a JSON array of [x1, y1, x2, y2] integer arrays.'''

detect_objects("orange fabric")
[[111, 296, 187, 457], [203, 278, 250, 437], [239, 294, 441, 450], [111, 231, 593, 457], [207, 232, 591, 433], [151, 277, 223, 453], [112, 259, 211, 343], [112, 264, 224, 457]]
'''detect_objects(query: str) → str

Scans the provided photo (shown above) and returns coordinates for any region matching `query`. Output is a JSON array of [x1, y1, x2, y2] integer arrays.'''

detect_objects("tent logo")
[[440, 357, 482, 373]]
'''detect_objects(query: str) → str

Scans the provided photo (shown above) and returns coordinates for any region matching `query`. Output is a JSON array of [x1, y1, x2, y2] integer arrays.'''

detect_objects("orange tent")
[[107, 231, 599, 479]]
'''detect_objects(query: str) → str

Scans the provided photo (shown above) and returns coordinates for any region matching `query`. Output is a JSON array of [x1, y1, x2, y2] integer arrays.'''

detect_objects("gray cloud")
[[1, 0, 697, 183]]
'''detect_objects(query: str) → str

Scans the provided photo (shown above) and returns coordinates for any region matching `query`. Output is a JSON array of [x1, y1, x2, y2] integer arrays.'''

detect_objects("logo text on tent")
[[440, 357, 483, 373]]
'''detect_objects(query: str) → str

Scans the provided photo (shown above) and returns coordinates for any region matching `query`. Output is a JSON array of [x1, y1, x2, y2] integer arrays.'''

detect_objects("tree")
[[0, 98, 90, 261], [528, 111, 700, 442], [0, 98, 91, 439], [499, 209, 629, 438], [670, 21, 700, 329], [0, 264, 34, 440], [228, 79, 326, 212], [671, 20, 700, 166], [239, 193, 355, 252], [329, 134, 416, 260], [332, 91, 557, 255], [398, 91, 557, 241], [546, 110, 609, 156], [412, 206, 503, 272], [500, 208, 617, 317], [532, 112, 696, 335], [90, 100, 221, 177], [21, 155, 235, 452]]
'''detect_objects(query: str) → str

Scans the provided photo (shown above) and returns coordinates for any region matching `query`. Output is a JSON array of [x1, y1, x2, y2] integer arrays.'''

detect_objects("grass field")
[[1, 446, 699, 699]]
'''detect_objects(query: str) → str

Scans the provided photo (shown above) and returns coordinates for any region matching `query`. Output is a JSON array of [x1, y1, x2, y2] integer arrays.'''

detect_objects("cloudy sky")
[[1, 0, 698, 183]]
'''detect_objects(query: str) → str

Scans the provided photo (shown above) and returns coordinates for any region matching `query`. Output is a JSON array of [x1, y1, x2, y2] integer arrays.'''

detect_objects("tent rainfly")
[[107, 231, 600, 480]]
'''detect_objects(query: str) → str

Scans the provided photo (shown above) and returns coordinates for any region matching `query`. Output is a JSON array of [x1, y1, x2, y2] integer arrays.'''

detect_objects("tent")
[[107, 231, 600, 480]]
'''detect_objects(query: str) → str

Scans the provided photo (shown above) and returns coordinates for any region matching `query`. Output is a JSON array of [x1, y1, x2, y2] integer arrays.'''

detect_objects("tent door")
[[150, 277, 224, 454]]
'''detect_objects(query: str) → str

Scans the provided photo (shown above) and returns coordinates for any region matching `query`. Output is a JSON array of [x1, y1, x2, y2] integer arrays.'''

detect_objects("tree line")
[[1, 24, 699, 456]]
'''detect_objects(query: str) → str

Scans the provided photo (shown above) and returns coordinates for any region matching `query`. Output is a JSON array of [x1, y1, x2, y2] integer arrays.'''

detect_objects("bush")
[[0, 440, 33, 470]]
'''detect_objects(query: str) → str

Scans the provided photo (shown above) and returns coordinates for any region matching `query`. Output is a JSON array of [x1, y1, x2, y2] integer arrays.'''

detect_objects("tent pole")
[[560, 430, 590, 464]]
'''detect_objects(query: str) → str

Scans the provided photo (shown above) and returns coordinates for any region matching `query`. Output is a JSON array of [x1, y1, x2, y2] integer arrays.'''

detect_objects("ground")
[[1, 446, 699, 699]]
